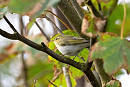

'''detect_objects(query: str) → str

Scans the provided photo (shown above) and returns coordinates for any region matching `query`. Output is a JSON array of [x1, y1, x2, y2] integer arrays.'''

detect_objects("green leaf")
[[69, 48, 89, 62], [34, 80, 40, 87], [49, 72, 76, 87], [63, 30, 79, 37], [100, 0, 118, 16], [8, 0, 40, 14], [0, 7, 8, 19], [106, 80, 121, 87], [8, 0, 60, 19], [28, 60, 53, 80], [106, 3, 130, 37], [69, 66, 83, 78], [26, 18, 36, 31], [91, 37, 130, 74], [51, 30, 79, 40], [48, 0, 60, 7]]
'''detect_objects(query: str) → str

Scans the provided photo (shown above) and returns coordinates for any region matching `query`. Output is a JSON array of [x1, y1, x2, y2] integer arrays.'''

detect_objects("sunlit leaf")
[[69, 66, 83, 78], [49, 72, 76, 87], [91, 37, 130, 74]]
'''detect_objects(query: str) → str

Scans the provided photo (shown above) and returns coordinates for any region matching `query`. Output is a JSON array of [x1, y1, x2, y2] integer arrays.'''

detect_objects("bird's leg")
[[77, 56, 85, 62], [72, 56, 76, 60]]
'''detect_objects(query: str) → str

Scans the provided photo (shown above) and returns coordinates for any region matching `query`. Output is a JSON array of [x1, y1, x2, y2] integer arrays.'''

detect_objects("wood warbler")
[[54, 35, 90, 56]]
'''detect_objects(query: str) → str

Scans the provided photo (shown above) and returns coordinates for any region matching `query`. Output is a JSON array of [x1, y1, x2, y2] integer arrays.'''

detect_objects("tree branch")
[[0, 15, 100, 87], [85, 0, 104, 19], [58, 0, 89, 40], [69, 0, 84, 19], [48, 79, 57, 87], [35, 21, 50, 41], [0, 28, 100, 87], [3, 15, 18, 32], [0, 29, 18, 40], [45, 15, 64, 35], [21, 51, 28, 87], [0, 28, 84, 70], [94, 59, 111, 84]]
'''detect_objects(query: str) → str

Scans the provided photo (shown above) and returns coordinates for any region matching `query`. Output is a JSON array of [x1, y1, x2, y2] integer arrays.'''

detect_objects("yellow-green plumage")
[[54, 35, 89, 56]]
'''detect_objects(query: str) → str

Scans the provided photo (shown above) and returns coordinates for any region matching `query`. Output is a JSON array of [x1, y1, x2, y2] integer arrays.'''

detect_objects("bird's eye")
[[55, 37, 59, 40]]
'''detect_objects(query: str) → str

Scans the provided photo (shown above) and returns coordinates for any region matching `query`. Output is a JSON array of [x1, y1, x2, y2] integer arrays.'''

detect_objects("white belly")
[[54, 42, 88, 56]]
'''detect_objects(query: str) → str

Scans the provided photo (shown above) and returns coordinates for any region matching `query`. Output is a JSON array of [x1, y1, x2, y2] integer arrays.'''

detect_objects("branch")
[[94, 59, 111, 84], [58, 0, 89, 40], [3, 15, 18, 32], [35, 21, 50, 41], [69, 0, 84, 19], [0, 28, 84, 70], [0, 29, 100, 87], [21, 51, 28, 87], [0, 29, 18, 40], [85, 0, 104, 19], [0, 15, 100, 87], [48, 79, 57, 87], [44, 15, 64, 35]]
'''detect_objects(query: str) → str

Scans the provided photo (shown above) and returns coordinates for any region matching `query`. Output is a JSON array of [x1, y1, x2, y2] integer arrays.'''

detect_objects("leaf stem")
[[35, 21, 50, 41], [45, 10, 73, 31], [121, 0, 126, 39]]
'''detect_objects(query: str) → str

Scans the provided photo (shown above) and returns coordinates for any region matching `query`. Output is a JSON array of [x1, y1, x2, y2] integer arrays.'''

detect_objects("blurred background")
[[0, 0, 130, 87]]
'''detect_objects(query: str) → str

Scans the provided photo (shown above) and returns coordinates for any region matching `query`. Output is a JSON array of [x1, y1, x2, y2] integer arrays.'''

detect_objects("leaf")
[[100, 0, 118, 16], [26, 18, 36, 31], [49, 72, 76, 87], [69, 48, 89, 63], [34, 80, 40, 87], [48, 0, 60, 7], [8, 0, 40, 14], [8, 0, 60, 19], [106, 80, 121, 87], [106, 3, 130, 37], [0, 7, 8, 19], [69, 66, 84, 78], [28, 60, 53, 80], [91, 37, 130, 74]]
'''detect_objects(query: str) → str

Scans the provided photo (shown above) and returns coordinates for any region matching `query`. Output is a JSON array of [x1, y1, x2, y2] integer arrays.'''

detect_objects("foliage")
[[91, 35, 130, 74], [0, 0, 130, 87]]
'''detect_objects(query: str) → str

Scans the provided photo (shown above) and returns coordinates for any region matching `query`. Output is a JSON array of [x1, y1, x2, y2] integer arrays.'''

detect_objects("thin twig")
[[3, 15, 18, 32], [85, 0, 104, 19], [121, 0, 126, 39], [45, 10, 73, 31], [48, 79, 57, 87], [19, 15, 24, 35], [44, 15, 64, 35], [35, 21, 50, 41], [21, 51, 28, 87]]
